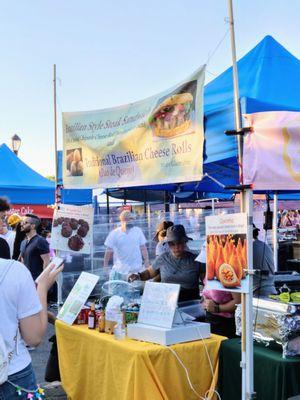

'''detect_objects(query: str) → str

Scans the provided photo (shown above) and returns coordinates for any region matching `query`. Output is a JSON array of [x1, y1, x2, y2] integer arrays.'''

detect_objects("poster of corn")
[[62, 66, 205, 189], [205, 213, 249, 293]]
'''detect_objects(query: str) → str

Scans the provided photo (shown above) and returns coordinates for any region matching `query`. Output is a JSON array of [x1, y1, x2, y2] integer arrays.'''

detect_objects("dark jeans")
[[205, 312, 237, 338], [0, 363, 37, 400]]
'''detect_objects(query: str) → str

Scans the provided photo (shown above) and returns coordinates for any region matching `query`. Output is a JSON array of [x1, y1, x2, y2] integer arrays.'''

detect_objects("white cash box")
[[127, 321, 211, 346]]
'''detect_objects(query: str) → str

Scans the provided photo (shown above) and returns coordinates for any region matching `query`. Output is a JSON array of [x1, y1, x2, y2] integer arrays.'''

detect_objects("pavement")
[[30, 324, 67, 399]]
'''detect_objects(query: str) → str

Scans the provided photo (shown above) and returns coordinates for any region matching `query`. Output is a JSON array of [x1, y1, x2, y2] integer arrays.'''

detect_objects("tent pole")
[[53, 64, 63, 308], [106, 189, 110, 216], [228, 1, 254, 399], [164, 191, 170, 213], [53, 64, 59, 198], [143, 190, 147, 214], [273, 193, 278, 272]]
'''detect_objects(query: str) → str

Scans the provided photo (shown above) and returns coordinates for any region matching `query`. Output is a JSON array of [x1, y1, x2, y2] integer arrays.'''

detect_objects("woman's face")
[[169, 241, 186, 258]]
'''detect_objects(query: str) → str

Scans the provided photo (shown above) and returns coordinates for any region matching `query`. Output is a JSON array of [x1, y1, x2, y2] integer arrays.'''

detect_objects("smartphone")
[[50, 256, 65, 272]]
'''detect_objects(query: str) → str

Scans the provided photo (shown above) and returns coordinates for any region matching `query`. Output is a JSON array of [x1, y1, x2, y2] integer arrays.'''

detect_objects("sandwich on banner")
[[62, 66, 205, 189]]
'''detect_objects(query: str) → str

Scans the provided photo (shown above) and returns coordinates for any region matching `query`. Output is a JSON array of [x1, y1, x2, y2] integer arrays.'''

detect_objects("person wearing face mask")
[[103, 211, 150, 280]]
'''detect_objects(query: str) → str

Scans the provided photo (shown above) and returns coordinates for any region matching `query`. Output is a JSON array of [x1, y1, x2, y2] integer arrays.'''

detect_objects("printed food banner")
[[51, 204, 94, 255], [243, 111, 300, 190], [62, 66, 205, 189], [205, 213, 249, 293]]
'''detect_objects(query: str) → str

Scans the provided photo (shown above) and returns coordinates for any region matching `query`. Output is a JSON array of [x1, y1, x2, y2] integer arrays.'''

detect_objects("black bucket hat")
[[165, 224, 193, 243]]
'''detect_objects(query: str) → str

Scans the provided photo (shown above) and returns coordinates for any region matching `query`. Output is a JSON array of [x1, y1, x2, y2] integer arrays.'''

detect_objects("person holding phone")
[[0, 197, 64, 399]]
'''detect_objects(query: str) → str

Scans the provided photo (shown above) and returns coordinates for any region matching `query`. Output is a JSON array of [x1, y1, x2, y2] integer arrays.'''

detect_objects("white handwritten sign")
[[57, 272, 99, 325], [138, 282, 180, 329]]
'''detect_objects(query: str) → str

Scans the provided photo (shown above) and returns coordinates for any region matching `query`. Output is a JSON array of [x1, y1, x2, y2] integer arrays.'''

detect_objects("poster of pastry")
[[51, 204, 94, 255], [205, 213, 250, 293]]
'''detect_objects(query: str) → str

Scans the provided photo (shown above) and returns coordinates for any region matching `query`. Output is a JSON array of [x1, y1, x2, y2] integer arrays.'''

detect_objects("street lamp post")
[[11, 134, 21, 156]]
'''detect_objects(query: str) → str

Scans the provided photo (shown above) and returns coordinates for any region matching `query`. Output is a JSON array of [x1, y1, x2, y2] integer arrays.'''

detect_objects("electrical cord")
[[165, 326, 221, 400]]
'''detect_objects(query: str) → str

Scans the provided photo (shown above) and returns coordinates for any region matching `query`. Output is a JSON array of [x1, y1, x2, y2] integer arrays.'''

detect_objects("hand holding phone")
[[50, 256, 65, 273]]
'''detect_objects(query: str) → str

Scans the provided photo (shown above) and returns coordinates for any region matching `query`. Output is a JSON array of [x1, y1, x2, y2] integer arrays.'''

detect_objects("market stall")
[[218, 338, 300, 400], [56, 321, 225, 400]]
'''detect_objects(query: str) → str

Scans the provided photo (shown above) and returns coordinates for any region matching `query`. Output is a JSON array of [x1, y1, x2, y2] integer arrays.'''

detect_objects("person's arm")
[[204, 292, 241, 314], [41, 253, 51, 269], [140, 244, 150, 268], [103, 248, 113, 268], [19, 264, 63, 347], [128, 266, 158, 282]]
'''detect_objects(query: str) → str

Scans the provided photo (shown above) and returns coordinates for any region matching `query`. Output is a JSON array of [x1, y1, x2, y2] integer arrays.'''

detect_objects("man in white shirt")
[[103, 211, 149, 279]]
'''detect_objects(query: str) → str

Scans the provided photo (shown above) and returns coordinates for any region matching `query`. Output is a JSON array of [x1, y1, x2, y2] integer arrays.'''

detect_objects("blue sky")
[[1, 0, 299, 176]]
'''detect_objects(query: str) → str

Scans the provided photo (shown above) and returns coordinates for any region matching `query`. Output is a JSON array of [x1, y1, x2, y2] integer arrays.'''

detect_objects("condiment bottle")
[[88, 302, 96, 329], [98, 310, 105, 333]]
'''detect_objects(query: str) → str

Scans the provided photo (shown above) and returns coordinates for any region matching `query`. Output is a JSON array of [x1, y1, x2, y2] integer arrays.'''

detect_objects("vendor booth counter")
[[56, 320, 226, 400], [218, 338, 300, 400]]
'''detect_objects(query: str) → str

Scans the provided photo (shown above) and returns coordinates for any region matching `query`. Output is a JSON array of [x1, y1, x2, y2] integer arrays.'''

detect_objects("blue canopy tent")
[[0, 143, 92, 207], [108, 35, 300, 202], [0, 143, 55, 204]]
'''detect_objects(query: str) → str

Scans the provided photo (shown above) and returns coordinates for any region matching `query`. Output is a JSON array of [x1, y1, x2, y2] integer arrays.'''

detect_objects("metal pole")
[[212, 198, 215, 215], [143, 190, 147, 214], [244, 189, 254, 398], [228, 1, 254, 399], [164, 191, 170, 213], [106, 189, 110, 216], [53, 64, 59, 190], [228, 0, 243, 181], [273, 193, 279, 272], [53, 64, 62, 307]]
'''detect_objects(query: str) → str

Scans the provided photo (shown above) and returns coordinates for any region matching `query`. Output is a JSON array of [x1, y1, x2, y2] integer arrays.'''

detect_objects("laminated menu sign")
[[138, 282, 180, 329], [205, 213, 250, 293], [51, 204, 93, 255], [57, 272, 99, 325]]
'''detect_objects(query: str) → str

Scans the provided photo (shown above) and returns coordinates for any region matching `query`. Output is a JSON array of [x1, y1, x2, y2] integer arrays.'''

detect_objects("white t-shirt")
[[0, 230, 15, 258], [0, 259, 42, 375], [104, 226, 147, 274]]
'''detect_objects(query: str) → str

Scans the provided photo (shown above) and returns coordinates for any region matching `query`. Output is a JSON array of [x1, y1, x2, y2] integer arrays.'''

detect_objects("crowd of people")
[[0, 203, 278, 398], [279, 209, 300, 228]]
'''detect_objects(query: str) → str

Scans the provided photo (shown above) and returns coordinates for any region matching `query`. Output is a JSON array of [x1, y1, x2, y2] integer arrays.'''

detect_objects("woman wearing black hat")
[[129, 224, 205, 301]]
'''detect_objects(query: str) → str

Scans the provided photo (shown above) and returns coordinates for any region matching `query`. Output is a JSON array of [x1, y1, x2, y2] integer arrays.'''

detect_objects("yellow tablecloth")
[[56, 320, 226, 400]]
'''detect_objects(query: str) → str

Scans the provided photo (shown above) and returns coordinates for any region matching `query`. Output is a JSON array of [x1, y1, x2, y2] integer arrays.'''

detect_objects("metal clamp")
[[225, 127, 253, 136]]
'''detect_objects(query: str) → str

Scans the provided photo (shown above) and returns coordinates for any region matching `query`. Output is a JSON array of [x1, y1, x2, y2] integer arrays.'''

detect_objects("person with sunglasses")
[[129, 225, 205, 301]]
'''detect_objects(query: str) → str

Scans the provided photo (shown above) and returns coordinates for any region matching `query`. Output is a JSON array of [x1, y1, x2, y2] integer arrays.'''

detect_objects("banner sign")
[[62, 66, 205, 189], [205, 213, 249, 293], [8, 205, 54, 219], [243, 111, 300, 190], [51, 204, 94, 254]]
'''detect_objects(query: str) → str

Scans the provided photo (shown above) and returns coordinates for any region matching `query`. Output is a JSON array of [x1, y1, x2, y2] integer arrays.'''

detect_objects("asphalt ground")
[[30, 324, 67, 399]]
